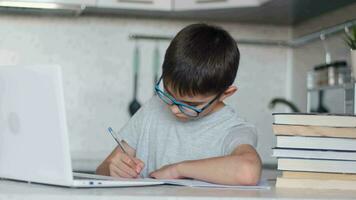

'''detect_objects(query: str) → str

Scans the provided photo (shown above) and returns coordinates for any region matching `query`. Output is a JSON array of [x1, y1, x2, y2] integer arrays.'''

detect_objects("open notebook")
[[74, 173, 271, 189]]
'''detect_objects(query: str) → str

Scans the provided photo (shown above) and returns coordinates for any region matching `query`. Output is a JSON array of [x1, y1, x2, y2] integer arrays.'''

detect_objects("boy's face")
[[160, 82, 237, 121], [166, 89, 220, 121]]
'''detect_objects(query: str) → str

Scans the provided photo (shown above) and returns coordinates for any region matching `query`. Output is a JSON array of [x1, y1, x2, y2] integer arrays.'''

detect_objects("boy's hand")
[[97, 145, 145, 178], [149, 163, 183, 179], [106, 152, 144, 178], [116, 155, 145, 178]]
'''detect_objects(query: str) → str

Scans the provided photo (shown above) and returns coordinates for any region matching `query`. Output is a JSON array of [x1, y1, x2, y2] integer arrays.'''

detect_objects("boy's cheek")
[[198, 109, 212, 118], [174, 115, 190, 121], [167, 106, 189, 120]]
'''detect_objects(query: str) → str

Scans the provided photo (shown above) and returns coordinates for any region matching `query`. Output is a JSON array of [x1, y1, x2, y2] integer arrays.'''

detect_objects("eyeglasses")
[[154, 77, 221, 117]]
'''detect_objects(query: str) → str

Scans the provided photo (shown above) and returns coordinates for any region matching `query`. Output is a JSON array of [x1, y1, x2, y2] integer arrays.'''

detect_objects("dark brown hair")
[[162, 23, 240, 96]]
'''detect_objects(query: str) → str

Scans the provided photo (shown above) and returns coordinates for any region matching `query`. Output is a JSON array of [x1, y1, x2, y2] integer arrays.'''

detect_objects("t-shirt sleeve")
[[221, 123, 258, 155], [116, 105, 146, 150]]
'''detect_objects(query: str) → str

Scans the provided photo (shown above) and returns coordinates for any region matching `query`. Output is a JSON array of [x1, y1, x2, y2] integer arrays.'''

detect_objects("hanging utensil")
[[153, 42, 160, 87], [128, 42, 141, 116]]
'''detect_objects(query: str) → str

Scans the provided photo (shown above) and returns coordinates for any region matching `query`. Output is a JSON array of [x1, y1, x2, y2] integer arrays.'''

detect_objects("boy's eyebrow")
[[164, 86, 208, 104]]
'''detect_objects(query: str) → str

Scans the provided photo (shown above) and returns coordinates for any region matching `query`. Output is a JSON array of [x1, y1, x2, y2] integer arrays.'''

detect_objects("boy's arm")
[[149, 144, 262, 185]]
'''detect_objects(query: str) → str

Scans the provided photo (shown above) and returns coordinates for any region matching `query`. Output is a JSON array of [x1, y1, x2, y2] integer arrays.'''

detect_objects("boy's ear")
[[219, 86, 238, 101]]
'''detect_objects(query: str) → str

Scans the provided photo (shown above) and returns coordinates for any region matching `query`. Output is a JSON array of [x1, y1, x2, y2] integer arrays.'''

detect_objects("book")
[[276, 136, 356, 151], [277, 158, 356, 173], [282, 171, 356, 180], [272, 124, 356, 138], [276, 177, 356, 190], [273, 113, 356, 128], [272, 148, 356, 161]]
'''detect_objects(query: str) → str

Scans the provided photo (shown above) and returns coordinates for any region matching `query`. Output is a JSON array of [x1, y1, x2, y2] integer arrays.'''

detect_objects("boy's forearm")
[[177, 154, 262, 185]]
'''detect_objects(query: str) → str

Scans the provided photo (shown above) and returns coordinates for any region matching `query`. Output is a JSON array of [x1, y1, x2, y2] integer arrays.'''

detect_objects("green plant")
[[345, 26, 356, 50]]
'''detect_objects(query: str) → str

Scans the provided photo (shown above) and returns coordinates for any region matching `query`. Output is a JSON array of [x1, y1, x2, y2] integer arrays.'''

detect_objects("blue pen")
[[107, 127, 127, 154]]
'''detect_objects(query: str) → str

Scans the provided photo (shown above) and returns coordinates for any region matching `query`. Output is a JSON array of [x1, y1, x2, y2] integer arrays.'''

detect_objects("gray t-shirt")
[[118, 95, 257, 177]]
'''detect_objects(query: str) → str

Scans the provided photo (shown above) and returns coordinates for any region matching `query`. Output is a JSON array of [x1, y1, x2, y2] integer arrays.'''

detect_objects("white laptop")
[[0, 65, 162, 187]]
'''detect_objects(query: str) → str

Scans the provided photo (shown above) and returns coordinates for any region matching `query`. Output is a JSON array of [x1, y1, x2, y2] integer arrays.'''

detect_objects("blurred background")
[[0, 0, 356, 172]]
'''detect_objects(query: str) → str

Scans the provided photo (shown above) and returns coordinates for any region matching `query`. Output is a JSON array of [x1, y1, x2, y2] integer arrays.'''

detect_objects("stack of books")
[[272, 113, 356, 190]]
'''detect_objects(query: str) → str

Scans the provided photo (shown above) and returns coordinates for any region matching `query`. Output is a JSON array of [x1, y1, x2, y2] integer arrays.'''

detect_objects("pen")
[[107, 127, 144, 178], [107, 127, 127, 154]]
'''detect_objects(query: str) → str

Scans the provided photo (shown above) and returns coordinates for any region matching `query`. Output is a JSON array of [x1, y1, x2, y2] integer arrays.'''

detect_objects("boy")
[[97, 23, 262, 185]]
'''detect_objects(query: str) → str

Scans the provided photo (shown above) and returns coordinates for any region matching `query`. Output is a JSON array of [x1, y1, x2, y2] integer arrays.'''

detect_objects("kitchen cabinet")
[[96, 0, 269, 11], [0, 0, 96, 6], [96, 0, 172, 11], [173, 0, 269, 11], [0, 0, 271, 12]]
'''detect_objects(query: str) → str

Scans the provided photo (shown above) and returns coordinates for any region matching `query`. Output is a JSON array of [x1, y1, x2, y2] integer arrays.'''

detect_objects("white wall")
[[0, 14, 290, 170]]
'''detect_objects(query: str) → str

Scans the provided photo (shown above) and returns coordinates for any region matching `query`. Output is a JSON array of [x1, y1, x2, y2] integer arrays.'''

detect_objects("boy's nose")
[[170, 104, 181, 114]]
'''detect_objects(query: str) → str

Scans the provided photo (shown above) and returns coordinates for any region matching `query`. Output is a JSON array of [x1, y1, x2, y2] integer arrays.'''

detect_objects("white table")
[[1, 179, 356, 200]]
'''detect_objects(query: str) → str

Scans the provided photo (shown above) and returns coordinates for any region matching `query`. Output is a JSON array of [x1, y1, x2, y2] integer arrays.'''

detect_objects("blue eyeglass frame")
[[154, 77, 221, 117]]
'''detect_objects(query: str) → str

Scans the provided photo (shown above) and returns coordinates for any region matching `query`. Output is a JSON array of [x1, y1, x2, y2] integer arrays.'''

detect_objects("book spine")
[[277, 159, 356, 173], [272, 124, 356, 138], [276, 136, 356, 151], [276, 177, 356, 190]]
